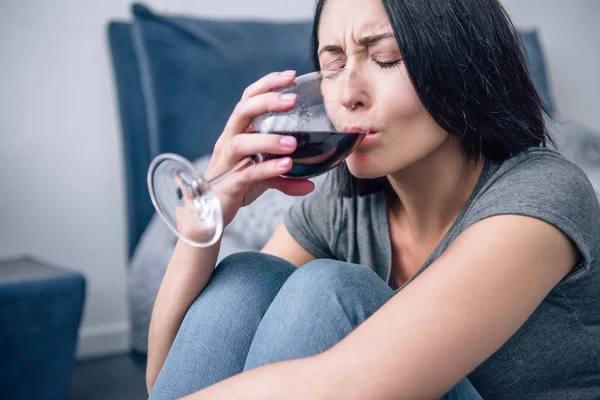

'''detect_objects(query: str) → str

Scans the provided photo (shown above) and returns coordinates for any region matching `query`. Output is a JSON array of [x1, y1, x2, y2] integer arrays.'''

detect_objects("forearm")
[[182, 356, 328, 400], [146, 239, 221, 393]]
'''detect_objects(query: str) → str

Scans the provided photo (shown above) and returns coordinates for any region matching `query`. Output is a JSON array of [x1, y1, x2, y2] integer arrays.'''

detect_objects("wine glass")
[[147, 70, 368, 248]]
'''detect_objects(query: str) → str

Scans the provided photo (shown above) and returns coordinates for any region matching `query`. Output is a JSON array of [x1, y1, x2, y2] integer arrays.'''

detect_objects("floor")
[[69, 353, 148, 400]]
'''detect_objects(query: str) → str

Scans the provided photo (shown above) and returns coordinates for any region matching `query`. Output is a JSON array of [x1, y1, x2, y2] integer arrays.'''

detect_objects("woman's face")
[[318, 0, 449, 179]]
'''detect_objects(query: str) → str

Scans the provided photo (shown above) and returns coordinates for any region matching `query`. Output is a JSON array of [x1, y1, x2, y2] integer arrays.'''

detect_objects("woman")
[[147, 0, 600, 398]]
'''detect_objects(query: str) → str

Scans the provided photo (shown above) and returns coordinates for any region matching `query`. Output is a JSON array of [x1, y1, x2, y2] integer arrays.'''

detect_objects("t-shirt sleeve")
[[283, 178, 339, 259], [464, 151, 600, 273]]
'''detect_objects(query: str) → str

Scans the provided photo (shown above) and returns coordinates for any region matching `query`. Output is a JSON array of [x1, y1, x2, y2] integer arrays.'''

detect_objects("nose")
[[339, 69, 372, 111]]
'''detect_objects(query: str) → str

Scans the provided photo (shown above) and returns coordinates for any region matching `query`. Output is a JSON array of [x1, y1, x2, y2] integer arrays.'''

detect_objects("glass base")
[[147, 153, 223, 247]]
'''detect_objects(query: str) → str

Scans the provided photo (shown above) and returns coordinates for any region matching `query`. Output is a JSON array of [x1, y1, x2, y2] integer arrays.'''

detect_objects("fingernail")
[[278, 158, 291, 168], [280, 136, 296, 148], [281, 70, 296, 77], [280, 93, 297, 102]]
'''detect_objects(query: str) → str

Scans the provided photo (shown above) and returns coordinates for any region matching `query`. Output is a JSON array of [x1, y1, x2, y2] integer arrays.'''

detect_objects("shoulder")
[[473, 147, 598, 211], [491, 147, 592, 186], [464, 147, 600, 272]]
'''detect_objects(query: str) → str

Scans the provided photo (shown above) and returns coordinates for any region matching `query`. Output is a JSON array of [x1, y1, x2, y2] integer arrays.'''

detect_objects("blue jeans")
[[150, 252, 482, 400]]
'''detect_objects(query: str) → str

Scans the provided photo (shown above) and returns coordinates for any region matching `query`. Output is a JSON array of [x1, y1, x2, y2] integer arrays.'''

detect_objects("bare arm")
[[146, 240, 220, 393], [183, 214, 577, 399], [318, 214, 578, 399], [261, 221, 316, 267], [145, 69, 317, 394]]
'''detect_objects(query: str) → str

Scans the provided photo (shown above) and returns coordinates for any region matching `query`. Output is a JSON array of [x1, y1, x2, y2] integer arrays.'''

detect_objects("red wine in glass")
[[253, 130, 366, 178]]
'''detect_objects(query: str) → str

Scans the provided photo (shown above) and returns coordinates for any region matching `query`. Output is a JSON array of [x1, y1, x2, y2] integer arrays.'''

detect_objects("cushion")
[[131, 3, 313, 160], [119, 3, 313, 257], [108, 21, 154, 259]]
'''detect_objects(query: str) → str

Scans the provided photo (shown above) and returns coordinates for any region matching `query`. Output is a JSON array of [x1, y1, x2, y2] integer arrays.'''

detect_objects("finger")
[[235, 157, 294, 184], [224, 92, 298, 138], [266, 177, 315, 197], [241, 70, 297, 100], [227, 133, 297, 163]]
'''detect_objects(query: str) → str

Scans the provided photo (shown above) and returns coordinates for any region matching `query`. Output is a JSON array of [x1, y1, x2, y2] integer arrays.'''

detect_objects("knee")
[[201, 252, 296, 305], [213, 251, 296, 285], [216, 251, 282, 273], [257, 260, 390, 332], [282, 259, 381, 299]]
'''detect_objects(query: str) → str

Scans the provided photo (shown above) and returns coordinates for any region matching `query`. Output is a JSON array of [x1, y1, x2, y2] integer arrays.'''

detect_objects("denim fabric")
[[149, 252, 481, 399]]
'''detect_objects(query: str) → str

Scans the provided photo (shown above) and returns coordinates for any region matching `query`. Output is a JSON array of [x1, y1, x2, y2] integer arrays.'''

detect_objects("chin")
[[345, 155, 388, 180]]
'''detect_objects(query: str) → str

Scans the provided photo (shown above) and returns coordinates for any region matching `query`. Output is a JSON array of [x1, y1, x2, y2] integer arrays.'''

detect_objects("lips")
[[343, 126, 378, 135]]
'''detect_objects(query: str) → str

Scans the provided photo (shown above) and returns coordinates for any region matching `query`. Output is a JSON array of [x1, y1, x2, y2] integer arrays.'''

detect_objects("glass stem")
[[205, 155, 260, 188]]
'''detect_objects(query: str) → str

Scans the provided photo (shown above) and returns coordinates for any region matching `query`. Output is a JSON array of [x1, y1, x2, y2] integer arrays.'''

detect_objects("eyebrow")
[[317, 32, 395, 57]]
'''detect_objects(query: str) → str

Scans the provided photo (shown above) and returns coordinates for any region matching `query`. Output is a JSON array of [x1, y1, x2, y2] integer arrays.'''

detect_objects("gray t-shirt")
[[284, 147, 600, 399]]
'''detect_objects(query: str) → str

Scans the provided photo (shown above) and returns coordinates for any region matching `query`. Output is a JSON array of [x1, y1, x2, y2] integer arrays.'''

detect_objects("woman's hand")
[[177, 71, 316, 237]]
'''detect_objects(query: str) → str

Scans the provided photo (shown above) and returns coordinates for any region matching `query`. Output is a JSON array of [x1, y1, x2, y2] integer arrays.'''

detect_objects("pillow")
[[122, 4, 313, 256], [131, 3, 313, 162], [227, 174, 328, 250]]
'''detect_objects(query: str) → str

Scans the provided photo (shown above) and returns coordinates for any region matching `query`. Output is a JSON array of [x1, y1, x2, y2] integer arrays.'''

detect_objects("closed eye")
[[375, 59, 401, 69]]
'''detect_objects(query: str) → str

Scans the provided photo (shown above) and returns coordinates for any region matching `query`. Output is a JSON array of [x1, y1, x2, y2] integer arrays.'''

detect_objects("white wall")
[[501, 0, 600, 131], [0, 0, 597, 359]]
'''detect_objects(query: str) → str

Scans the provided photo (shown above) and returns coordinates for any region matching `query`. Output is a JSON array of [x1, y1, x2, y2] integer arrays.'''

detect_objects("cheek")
[[375, 74, 424, 122], [345, 75, 448, 178]]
